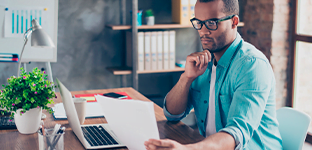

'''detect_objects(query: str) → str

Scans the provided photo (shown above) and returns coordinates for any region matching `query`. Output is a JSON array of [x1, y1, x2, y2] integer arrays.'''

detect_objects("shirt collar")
[[217, 33, 243, 68]]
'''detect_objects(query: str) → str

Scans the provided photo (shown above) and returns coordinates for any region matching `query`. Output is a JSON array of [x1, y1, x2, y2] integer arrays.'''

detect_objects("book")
[[0, 53, 19, 62]]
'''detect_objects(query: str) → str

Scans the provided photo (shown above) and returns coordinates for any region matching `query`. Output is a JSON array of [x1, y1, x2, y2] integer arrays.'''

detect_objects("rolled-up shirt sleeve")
[[220, 126, 243, 150], [163, 93, 193, 121], [163, 96, 186, 121]]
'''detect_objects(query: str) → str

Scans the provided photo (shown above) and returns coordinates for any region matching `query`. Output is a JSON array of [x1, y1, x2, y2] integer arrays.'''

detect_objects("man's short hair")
[[199, 0, 239, 15]]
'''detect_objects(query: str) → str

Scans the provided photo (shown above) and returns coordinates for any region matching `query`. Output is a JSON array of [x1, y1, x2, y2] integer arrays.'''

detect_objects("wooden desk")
[[0, 87, 204, 149]]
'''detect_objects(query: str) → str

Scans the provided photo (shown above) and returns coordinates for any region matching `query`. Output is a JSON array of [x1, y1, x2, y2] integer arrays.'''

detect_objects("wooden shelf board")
[[106, 22, 244, 30], [107, 66, 185, 75], [106, 24, 192, 30]]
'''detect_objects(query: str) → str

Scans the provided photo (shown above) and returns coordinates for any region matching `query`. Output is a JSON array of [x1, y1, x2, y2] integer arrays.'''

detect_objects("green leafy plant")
[[145, 9, 154, 17], [0, 67, 56, 119]]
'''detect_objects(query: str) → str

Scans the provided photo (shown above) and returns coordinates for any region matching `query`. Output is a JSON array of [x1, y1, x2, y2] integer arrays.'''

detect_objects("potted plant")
[[0, 67, 56, 134], [145, 9, 155, 26]]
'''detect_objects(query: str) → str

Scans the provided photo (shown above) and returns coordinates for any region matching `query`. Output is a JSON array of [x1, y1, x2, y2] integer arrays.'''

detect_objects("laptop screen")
[[56, 78, 86, 145]]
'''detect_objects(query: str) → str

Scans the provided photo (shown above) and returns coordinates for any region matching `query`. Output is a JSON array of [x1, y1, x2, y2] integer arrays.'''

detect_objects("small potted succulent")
[[145, 9, 155, 26], [0, 67, 56, 134]]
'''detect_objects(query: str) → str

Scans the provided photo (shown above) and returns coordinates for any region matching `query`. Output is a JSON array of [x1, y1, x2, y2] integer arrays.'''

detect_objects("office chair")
[[276, 107, 311, 150]]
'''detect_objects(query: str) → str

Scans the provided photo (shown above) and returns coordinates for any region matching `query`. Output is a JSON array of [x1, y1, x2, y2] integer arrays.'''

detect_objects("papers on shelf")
[[52, 102, 103, 119], [95, 95, 160, 150]]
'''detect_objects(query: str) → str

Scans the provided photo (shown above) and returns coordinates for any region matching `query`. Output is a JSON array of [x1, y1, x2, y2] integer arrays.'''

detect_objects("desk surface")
[[0, 87, 204, 150]]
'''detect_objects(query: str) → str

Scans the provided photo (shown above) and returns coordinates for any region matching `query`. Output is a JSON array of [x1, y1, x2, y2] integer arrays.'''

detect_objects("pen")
[[50, 127, 65, 149], [41, 124, 45, 136]]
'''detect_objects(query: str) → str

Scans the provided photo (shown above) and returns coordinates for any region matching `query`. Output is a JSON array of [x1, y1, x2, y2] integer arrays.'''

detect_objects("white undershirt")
[[206, 64, 217, 137]]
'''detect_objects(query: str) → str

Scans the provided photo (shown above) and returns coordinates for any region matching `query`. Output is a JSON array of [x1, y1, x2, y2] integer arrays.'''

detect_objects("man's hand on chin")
[[144, 139, 190, 150]]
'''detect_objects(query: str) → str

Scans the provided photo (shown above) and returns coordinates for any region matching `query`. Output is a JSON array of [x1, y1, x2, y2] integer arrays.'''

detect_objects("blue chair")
[[276, 107, 311, 150]]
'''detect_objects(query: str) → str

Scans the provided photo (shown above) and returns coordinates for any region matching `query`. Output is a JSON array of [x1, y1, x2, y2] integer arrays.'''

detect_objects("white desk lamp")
[[17, 19, 55, 77]]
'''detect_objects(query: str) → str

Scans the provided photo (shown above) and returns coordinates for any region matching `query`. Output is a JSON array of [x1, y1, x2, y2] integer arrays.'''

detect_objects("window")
[[292, 0, 312, 142]]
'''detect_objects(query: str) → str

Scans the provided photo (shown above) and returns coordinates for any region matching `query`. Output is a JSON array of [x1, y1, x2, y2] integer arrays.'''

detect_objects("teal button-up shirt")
[[164, 33, 283, 149]]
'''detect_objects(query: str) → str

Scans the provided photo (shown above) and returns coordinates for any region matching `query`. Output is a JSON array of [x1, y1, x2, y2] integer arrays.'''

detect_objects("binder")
[[0, 53, 19, 62], [189, 0, 196, 24], [126, 31, 144, 71], [156, 31, 163, 70], [151, 32, 157, 70], [172, 0, 190, 25], [138, 32, 145, 71], [169, 31, 176, 69], [163, 31, 170, 70], [144, 32, 151, 70]]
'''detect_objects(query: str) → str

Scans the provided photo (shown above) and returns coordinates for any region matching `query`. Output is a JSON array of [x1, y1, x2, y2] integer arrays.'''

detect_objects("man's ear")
[[232, 15, 239, 28]]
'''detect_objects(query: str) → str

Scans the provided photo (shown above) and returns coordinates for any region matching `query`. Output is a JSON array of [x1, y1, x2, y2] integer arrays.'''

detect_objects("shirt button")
[[201, 120, 204, 123], [204, 100, 207, 104]]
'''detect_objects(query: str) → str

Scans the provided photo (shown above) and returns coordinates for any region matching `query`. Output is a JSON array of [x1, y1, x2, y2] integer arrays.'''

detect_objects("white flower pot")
[[14, 107, 42, 134], [145, 16, 155, 26]]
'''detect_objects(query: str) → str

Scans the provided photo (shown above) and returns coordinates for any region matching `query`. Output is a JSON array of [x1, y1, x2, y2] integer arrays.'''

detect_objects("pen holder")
[[38, 129, 65, 150]]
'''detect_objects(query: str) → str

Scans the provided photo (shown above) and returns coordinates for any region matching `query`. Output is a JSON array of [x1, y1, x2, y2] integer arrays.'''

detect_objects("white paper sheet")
[[52, 102, 104, 119], [95, 95, 160, 150]]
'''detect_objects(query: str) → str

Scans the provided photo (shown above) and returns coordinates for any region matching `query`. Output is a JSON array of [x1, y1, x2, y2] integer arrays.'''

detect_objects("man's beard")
[[201, 30, 227, 53]]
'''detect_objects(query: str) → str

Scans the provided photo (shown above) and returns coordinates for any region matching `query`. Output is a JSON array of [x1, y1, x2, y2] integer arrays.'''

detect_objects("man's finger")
[[147, 139, 174, 147], [204, 52, 209, 67], [199, 54, 205, 70], [203, 50, 212, 62], [186, 55, 200, 67], [196, 56, 200, 67]]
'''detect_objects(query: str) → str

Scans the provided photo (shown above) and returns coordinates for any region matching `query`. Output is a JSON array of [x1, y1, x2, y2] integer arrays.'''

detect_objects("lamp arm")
[[17, 27, 32, 77], [17, 39, 28, 77]]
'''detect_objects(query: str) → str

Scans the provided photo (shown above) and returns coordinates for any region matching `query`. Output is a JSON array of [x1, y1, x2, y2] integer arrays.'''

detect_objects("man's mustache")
[[200, 35, 213, 40]]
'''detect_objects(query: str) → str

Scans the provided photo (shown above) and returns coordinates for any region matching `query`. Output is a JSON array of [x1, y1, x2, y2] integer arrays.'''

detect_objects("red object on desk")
[[74, 92, 132, 102]]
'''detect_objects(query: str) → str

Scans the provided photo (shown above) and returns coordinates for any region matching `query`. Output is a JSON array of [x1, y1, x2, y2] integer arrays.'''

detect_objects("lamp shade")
[[30, 19, 55, 48]]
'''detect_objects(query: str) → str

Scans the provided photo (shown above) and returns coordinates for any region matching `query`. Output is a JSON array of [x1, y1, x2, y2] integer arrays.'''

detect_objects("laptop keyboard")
[[81, 126, 119, 146]]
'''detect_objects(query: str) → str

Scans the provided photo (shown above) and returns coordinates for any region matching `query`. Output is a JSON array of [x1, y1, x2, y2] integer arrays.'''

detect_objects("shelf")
[[107, 66, 185, 75], [106, 22, 244, 30], [106, 24, 193, 30]]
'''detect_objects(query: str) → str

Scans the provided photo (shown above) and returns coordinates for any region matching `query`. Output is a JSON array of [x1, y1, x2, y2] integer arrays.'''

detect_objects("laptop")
[[56, 78, 126, 149]]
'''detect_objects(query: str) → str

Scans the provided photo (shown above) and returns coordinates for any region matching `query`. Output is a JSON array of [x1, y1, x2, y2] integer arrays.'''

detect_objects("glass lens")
[[191, 20, 202, 29], [297, 0, 312, 35], [205, 20, 217, 30], [294, 41, 312, 132]]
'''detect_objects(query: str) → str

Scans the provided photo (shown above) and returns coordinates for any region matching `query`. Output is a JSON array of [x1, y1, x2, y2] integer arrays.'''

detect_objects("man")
[[145, 0, 283, 149]]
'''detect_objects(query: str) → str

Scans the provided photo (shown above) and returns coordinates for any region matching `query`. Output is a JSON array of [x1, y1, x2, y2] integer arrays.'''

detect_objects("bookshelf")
[[106, 0, 245, 90]]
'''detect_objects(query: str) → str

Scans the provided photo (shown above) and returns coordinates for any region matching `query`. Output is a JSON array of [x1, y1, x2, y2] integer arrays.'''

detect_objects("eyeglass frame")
[[190, 14, 236, 31]]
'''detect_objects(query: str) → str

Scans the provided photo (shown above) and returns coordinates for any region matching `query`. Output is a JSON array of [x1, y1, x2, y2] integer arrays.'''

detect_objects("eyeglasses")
[[190, 15, 235, 30]]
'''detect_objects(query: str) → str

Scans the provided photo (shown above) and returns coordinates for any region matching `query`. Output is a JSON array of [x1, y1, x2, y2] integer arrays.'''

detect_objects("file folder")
[[138, 32, 145, 71], [144, 32, 151, 70], [169, 31, 176, 69], [189, 0, 196, 25], [151, 32, 157, 70], [172, 0, 190, 25], [156, 31, 163, 70], [163, 31, 169, 70], [126, 32, 145, 71]]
